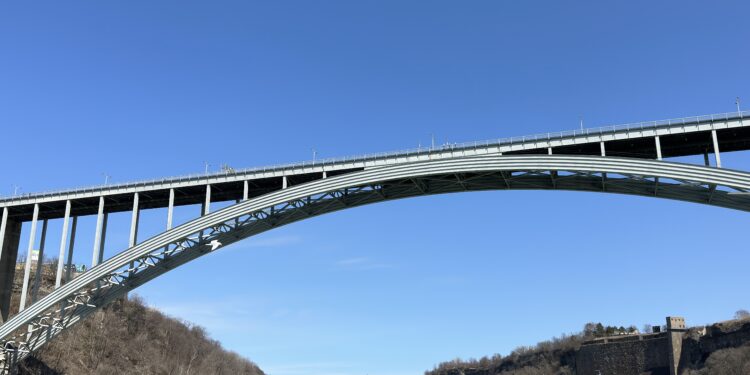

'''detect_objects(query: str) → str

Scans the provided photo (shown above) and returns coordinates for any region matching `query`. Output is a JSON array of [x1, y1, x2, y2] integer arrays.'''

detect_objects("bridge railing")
[[2, 110, 748, 203]]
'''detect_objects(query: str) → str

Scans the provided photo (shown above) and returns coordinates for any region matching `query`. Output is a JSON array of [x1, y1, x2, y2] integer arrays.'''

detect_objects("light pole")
[[737, 97, 742, 116], [102, 174, 110, 185]]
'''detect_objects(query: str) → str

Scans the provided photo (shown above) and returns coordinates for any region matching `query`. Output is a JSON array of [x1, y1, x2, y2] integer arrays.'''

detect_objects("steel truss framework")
[[1, 155, 750, 372]]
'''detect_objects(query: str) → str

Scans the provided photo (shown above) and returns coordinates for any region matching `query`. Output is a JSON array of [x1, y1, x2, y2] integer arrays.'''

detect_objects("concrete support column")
[[242, 181, 249, 201], [655, 136, 663, 160], [711, 130, 722, 168], [547, 147, 552, 155], [322, 170, 328, 179], [64, 217, 77, 283], [282, 176, 288, 189], [55, 200, 71, 289], [0, 208, 21, 322], [600, 141, 606, 157], [19, 204, 39, 312], [203, 185, 211, 215], [31, 219, 48, 303], [92, 196, 106, 267]]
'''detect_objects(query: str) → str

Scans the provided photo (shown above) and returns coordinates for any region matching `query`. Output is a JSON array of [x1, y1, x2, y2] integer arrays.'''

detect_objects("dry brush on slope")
[[10, 260, 264, 375]]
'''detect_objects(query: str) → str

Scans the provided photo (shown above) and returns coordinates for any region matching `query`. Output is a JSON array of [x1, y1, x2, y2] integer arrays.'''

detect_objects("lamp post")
[[737, 97, 742, 116]]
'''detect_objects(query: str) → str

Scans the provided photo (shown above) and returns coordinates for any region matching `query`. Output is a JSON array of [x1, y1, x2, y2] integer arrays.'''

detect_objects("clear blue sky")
[[2, 1, 750, 374]]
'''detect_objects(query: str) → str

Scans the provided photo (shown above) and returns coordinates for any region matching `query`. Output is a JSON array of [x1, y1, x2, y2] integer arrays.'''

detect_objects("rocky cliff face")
[[679, 319, 750, 372], [427, 318, 750, 375]]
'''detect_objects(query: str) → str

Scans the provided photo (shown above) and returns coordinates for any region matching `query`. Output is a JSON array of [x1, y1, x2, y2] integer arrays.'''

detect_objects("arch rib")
[[1, 155, 750, 371]]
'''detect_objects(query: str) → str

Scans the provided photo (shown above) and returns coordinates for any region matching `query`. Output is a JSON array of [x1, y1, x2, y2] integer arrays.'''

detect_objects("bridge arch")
[[2, 154, 750, 368]]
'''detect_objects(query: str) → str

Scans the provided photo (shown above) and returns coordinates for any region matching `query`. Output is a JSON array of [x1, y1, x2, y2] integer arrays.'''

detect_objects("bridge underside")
[[0, 155, 749, 371]]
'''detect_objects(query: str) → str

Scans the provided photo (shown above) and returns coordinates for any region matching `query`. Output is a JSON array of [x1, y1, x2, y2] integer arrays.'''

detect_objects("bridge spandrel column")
[[30, 219, 49, 303], [54, 201, 71, 289], [64, 217, 77, 283], [167, 188, 175, 229], [711, 130, 722, 168], [92, 196, 107, 267], [129, 193, 140, 247], [655, 136, 663, 160], [0, 209, 21, 323], [203, 185, 211, 215], [127, 193, 140, 284], [19, 204, 39, 312]]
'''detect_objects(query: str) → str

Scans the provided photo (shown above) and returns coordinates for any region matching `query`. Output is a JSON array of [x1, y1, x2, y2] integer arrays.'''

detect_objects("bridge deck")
[[1, 111, 748, 221]]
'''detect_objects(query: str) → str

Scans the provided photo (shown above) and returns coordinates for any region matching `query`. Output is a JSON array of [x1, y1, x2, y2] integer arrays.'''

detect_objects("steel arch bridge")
[[0, 111, 749, 372]]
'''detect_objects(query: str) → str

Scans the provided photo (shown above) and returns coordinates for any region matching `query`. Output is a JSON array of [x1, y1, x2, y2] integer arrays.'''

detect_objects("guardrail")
[[1, 110, 747, 203]]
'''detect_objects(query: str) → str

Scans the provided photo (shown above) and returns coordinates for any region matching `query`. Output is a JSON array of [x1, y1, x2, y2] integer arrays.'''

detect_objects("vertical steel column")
[[98, 213, 108, 265], [55, 201, 71, 288], [0, 209, 7, 291], [203, 185, 211, 215], [282, 176, 288, 189], [655, 136, 663, 160], [711, 130, 722, 168], [547, 147, 552, 155], [163, 188, 175, 257], [19, 204, 39, 312], [31, 219, 48, 303], [64, 217, 77, 282], [92, 196, 106, 267], [167, 188, 175, 229], [199, 186, 211, 242], [129, 193, 140, 247], [0, 208, 20, 322], [0, 208, 7, 264], [600, 142, 608, 190], [0, 207, 11, 322], [703, 151, 710, 166], [243, 181, 249, 201], [323, 170, 328, 179], [127, 193, 140, 281]]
